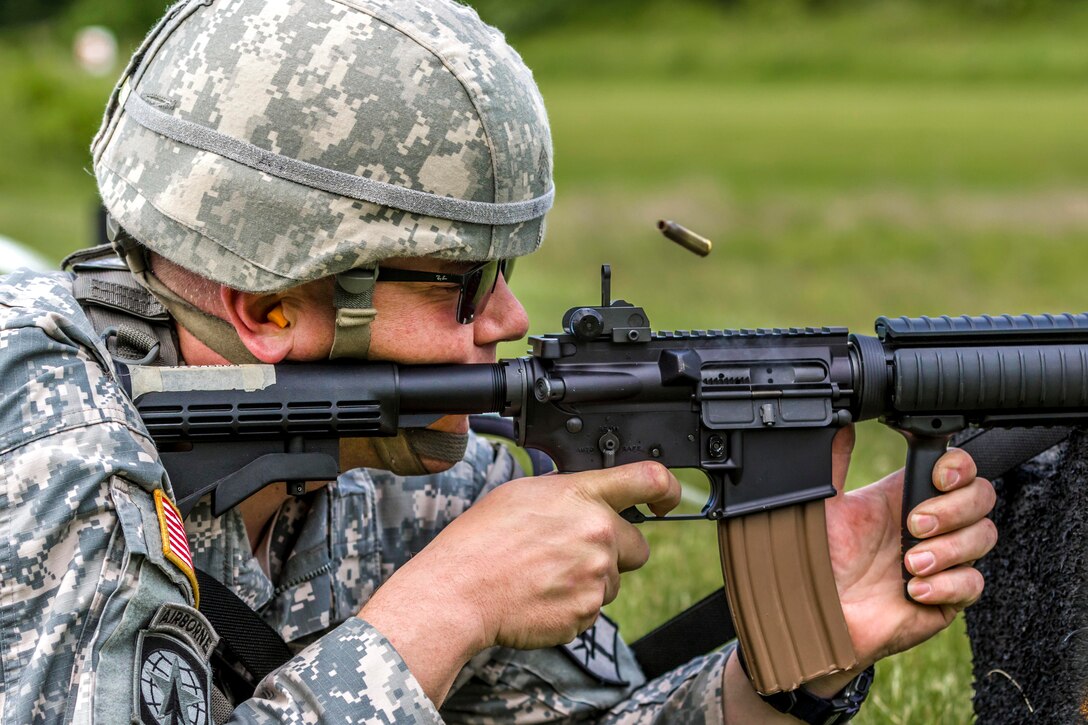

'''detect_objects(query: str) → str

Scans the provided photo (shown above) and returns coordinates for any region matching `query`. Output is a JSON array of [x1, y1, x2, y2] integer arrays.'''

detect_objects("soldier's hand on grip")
[[824, 427, 997, 666], [458, 461, 681, 651], [359, 461, 680, 704]]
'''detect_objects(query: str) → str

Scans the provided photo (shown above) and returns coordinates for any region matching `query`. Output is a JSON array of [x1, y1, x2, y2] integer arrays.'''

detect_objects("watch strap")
[[737, 648, 875, 724]]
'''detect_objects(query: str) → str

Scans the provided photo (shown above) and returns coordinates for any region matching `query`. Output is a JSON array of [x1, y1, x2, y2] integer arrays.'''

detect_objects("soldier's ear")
[[219, 287, 296, 363]]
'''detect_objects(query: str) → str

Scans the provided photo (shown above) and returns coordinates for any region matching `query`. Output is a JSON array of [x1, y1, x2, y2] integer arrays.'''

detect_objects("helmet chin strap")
[[371, 428, 470, 476], [330, 267, 469, 474], [329, 268, 377, 360], [111, 222, 260, 364]]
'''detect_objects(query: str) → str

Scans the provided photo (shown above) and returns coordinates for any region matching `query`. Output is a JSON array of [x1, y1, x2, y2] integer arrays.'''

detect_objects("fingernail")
[[939, 469, 960, 491], [906, 551, 936, 575], [908, 580, 932, 601], [911, 514, 938, 536]]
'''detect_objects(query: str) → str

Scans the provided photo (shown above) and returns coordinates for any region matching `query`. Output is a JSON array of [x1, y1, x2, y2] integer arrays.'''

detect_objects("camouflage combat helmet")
[[91, 0, 553, 471], [92, 0, 552, 354]]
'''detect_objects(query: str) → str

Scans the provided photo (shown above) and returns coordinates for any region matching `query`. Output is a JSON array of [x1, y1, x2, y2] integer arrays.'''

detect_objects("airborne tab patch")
[[154, 489, 199, 606], [150, 603, 218, 658]]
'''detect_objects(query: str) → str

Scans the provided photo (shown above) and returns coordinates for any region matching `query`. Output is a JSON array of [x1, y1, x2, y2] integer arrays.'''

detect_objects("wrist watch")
[[760, 666, 875, 724], [736, 648, 875, 724]]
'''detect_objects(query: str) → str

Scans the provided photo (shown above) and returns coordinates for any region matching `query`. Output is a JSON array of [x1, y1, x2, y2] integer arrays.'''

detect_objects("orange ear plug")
[[268, 306, 289, 329]]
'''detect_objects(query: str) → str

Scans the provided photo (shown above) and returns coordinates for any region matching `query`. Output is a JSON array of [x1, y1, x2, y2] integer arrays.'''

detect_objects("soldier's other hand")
[[824, 427, 997, 665]]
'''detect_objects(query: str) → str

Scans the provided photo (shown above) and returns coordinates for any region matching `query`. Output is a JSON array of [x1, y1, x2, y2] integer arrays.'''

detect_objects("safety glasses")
[[377, 258, 516, 324]]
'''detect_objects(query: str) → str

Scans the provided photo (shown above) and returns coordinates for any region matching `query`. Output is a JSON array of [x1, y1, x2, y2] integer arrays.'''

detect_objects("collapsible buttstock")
[[718, 501, 857, 694]]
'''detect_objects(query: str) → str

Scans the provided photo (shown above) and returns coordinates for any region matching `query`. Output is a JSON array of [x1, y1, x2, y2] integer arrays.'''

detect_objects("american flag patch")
[[153, 489, 199, 607]]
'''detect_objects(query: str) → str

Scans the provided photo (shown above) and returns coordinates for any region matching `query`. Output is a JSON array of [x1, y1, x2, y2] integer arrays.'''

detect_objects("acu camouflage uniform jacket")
[[0, 270, 729, 724]]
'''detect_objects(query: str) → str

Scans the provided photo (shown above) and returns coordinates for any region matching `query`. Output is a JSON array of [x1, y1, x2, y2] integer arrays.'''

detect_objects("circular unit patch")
[[136, 631, 210, 725]]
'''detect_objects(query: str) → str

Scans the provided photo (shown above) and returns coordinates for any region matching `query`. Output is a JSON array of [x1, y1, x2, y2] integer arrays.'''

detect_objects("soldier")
[[0, 0, 996, 723]]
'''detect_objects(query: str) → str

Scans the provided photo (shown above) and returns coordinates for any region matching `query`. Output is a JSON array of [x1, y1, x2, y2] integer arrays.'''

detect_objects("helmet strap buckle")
[[330, 268, 377, 360]]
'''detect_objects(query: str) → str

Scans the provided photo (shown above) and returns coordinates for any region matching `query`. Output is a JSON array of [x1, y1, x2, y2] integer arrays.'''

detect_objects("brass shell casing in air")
[[658, 219, 713, 256]]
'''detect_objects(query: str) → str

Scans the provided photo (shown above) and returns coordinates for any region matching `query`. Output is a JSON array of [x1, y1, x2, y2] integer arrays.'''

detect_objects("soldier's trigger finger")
[[571, 461, 681, 517]]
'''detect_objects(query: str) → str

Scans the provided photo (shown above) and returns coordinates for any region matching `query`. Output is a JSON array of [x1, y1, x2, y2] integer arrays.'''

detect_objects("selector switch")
[[599, 431, 620, 467]]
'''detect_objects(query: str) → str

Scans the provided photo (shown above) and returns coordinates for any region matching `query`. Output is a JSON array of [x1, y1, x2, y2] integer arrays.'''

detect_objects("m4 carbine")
[[123, 265, 1088, 695]]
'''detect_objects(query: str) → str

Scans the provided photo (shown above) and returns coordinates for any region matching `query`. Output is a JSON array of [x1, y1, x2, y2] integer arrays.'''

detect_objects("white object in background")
[[74, 26, 118, 77], [0, 235, 53, 273]]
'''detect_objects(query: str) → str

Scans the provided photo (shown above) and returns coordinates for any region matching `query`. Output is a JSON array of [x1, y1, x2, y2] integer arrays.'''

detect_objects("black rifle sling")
[[630, 588, 735, 681], [956, 427, 1073, 480], [629, 426, 1074, 681], [195, 568, 294, 694]]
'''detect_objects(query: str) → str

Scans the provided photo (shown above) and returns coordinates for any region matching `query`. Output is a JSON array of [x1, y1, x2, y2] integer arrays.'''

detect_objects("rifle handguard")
[[718, 500, 857, 694]]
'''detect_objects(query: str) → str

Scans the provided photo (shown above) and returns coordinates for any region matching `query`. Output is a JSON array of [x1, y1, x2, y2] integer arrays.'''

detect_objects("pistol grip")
[[900, 433, 952, 598]]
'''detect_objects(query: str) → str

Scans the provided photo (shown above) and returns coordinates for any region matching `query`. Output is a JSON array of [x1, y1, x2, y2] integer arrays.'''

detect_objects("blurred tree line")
[[1, 0, 1082, 237], [0, 0, 1077, 42]]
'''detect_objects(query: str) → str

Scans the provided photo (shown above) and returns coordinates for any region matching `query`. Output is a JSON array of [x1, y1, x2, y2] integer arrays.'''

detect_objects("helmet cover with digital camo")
[[92, 0, 553, 472]]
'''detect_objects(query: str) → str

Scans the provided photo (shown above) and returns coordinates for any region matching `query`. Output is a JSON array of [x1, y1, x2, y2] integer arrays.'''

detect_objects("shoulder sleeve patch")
[[154, 489, 199, 607], [134, 628, 213, 725]]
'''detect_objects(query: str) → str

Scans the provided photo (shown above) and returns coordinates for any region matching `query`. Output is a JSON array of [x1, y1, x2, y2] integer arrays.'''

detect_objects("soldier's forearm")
[[359, 559, 488, 707]]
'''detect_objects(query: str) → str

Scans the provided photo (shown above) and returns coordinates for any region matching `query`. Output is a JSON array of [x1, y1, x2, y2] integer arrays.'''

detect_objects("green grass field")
[[3, 2, 1088, 721]]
